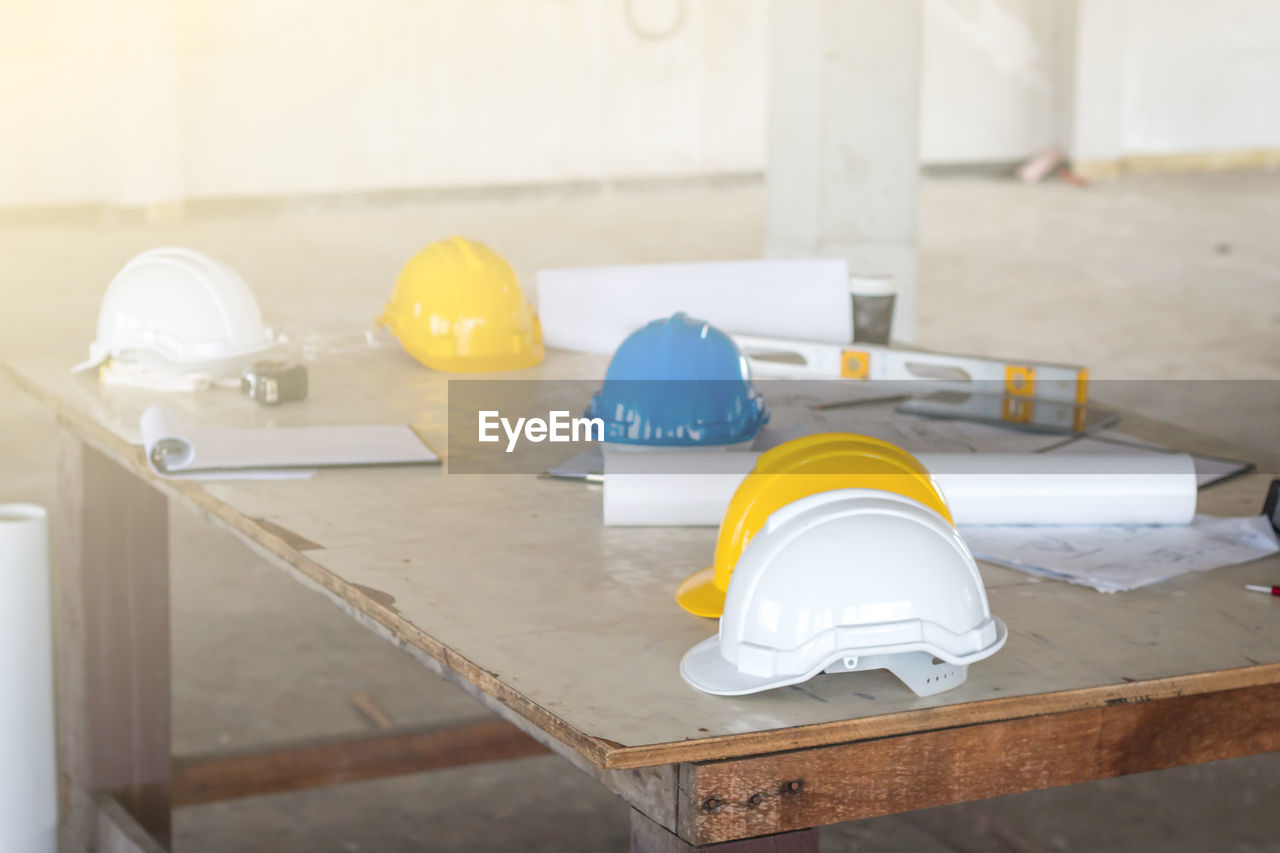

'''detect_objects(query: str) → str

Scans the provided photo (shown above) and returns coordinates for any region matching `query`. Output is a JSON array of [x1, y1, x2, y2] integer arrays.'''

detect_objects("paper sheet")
[[765, 407, 1250, 486], [962, 515, 1280, 593], [536, 258, 852, 354], [139, 404, 438, 479], [761, 398, 1074, 455]]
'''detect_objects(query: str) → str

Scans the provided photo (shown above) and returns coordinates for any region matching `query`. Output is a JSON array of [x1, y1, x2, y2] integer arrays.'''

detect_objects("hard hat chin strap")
[[99, 359, 218, 393], [824, 651, 968, 697]]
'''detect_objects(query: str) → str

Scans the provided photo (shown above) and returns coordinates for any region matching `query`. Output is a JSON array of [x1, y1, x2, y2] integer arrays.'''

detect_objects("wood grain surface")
[[10, 354, 1280, 773], [632, 808, 818, 852], [94, 796, 169, 853], [172, 719, 548, 805], [678, 681, 1280, 844]]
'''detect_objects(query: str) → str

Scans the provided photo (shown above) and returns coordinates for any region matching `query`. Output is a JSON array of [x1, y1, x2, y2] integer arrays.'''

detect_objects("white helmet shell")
[[75, 247, 273, 376], [681, 488, 1006, 697]]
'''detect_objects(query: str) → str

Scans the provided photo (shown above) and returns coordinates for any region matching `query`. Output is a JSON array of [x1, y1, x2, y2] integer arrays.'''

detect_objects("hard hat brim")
[[675, 567, 725, 618], [682, 618, 1009, 697], [73, 337, 276, 377], [680, 635, 799, 695], [405, 343, 546, 373]]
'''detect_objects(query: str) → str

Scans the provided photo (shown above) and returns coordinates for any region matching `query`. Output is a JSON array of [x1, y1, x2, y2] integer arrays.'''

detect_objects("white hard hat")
[[74, 247, 273, 376], [681, 488, 1006, 697]]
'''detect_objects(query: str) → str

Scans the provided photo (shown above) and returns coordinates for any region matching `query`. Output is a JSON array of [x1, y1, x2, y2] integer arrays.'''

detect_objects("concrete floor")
[[2, 172, 1279, 851]]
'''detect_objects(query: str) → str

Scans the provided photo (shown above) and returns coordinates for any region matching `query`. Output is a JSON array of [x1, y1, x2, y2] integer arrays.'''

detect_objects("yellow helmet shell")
[[676, 433, 953, 618], [380, 237, 545, 372]]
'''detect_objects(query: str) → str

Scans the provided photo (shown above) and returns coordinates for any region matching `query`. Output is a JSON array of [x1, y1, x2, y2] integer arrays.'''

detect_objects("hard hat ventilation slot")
[[903, 361, 971, 382]]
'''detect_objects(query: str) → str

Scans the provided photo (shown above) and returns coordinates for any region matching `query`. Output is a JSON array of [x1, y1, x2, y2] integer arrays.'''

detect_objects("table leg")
[[55, 434, 171, 851], [630, 809, 817, 852]]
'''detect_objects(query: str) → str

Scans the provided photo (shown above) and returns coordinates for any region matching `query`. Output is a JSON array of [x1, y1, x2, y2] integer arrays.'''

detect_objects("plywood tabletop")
[[7, 352, 1280, 771]]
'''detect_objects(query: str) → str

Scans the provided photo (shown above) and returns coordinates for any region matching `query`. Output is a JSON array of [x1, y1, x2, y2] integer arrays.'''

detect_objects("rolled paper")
[[537, 259, 852, 355], [602, 449, 757, 526], [916, 453, 1198, 526], [603, 452, 1198, 527], [0, 504, 56, 853]]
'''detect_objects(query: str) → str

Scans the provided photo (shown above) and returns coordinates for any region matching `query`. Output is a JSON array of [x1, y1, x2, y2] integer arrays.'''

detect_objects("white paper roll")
[[0, 504, 56, 853], [602, 452, 1198, 527], [917, 453, 1198, 526], [602, 450, 758, 526], [536, 259, 852, 355]]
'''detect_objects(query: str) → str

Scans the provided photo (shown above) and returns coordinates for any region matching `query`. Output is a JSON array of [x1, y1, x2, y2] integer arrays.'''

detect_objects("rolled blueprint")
[[536, 258, 852, 354], [602, 450, 758, 526], [916, 453, 1197, 526], [0, 505, 56, 853], [602, 452, 1198, 527]]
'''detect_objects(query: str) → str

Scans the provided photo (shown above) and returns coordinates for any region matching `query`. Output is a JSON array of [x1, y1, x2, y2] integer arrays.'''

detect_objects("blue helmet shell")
[[586, 313, 768, 446]]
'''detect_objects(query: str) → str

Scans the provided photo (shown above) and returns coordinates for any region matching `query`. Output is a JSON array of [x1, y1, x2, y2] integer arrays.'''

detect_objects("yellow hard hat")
[[379, 236, 545, 372], [676, 433, 953, 618]]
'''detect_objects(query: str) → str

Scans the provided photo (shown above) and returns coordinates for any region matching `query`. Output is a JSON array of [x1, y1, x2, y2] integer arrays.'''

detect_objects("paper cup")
[[848, 276, 897, 345]]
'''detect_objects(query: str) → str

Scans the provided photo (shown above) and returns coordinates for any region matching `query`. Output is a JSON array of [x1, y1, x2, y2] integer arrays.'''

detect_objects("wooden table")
[[7, 352, 1280, 852]]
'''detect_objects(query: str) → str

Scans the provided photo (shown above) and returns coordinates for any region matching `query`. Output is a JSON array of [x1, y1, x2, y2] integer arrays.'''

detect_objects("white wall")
[[1069, 0, 1280, 165], [178, 0, 769, 198], [1120, 0, 1280, 154], [3, 0, 1280, 209], [0, 0, 115, 208], [0, 0, 770, 207], [919, 0, 1072, 164]]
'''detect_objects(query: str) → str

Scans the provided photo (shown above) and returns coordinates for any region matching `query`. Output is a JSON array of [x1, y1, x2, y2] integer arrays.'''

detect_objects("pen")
[[1245, 585, 1280, 596]]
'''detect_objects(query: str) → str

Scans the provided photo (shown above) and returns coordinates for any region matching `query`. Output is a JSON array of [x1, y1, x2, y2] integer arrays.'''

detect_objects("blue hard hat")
[[586, 313, 768, 446]]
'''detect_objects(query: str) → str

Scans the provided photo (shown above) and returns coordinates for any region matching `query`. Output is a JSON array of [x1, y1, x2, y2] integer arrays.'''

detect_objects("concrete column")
[[1064, 0, 1128, 178], [766, 0, 924, 340]]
